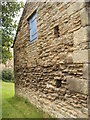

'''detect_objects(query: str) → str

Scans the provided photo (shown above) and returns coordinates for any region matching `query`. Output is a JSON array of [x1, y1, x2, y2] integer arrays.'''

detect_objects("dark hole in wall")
[[54, 25, 60, 38], [56, 79, 62, 88]]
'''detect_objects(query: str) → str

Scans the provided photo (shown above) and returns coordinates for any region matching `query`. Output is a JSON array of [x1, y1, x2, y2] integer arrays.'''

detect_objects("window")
[[54, 25, 60, 38], [29, 12, 37, 42]]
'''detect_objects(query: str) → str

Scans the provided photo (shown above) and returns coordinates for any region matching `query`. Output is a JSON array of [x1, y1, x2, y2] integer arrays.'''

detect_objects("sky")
[[16, 0, 26, 23]]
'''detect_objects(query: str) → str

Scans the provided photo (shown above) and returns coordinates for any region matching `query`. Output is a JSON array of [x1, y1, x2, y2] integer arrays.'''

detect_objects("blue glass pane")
[[29, 12, 37, 42], [30, 30, 32, 41], [31, 19, 37, 35]]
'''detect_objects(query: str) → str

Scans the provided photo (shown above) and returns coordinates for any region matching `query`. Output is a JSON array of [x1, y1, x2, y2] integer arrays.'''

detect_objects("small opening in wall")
[[56, 79, 62, 88], [54, 25, 60, 38]]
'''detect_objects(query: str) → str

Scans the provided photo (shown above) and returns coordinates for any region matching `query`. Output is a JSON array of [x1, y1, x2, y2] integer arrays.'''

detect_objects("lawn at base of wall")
[[2, 81, 50, 118]]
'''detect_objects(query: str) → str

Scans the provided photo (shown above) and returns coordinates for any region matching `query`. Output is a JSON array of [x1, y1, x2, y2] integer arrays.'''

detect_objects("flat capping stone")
[[67, 77, 88, 95]]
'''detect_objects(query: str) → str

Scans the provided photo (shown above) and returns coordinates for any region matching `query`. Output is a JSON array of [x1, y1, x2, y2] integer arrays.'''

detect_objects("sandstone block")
[[87, 6, 90, 25], [67, 77, 88, 95], [83, 64, 88, 80], [65, 53, 73, 64], [72, 50, 88, 63], [80, 8, 88, 27], [73, 27, 88, 47], [67, 3, 81, 16], [88, 49, 90, 63], [54, 76, 61, 80]]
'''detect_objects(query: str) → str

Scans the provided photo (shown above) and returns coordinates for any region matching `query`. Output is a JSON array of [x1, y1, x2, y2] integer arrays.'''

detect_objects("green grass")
[[2, 81, 50, 118]]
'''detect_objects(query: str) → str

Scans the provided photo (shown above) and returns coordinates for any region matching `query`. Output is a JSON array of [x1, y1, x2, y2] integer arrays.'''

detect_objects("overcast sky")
[[16, 0, 26, 22]]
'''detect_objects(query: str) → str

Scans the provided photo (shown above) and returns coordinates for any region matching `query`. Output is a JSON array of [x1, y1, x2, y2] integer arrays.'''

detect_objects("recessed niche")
[[56, 79, 62, 88], [54, 25, 60, 38]]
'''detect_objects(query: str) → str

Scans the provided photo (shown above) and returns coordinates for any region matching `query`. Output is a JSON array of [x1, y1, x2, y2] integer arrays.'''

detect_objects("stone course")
[[13, 1, 90, 118]]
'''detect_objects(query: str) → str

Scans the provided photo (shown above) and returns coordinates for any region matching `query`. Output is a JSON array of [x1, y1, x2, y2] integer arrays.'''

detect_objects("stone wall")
[[14, 1, 89, 118]]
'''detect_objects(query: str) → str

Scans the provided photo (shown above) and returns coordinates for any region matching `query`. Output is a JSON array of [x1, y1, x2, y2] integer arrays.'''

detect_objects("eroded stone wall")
[[14, 1, 89, 118]]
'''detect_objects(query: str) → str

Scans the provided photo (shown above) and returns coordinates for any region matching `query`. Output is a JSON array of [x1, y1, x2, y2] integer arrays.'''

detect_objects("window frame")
[[28, 11, 37, 42]]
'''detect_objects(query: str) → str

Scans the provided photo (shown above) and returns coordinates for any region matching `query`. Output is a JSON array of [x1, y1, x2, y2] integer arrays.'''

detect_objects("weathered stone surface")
[[73, 27, 88, 47], [67, 77, 88, 95], [74, 27, 88, 46], [80, 8, 88, 27], [67, 2, 82, 16], [13, 1, 89, 118], [65, 53, 73, 64], [72, 50, 88, 63], [83, 64, 88, 80]]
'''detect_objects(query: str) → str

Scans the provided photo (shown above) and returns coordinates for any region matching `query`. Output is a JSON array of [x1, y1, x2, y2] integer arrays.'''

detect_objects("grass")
[[2, 81, 50, 118]]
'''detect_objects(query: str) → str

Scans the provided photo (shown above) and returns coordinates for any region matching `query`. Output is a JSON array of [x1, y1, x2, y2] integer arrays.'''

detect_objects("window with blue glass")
[[29, 12, 37, 42]]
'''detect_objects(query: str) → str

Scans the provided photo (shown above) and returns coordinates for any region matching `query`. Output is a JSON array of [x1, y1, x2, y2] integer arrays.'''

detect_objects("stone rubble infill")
[[14, 1, 89, 118]]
